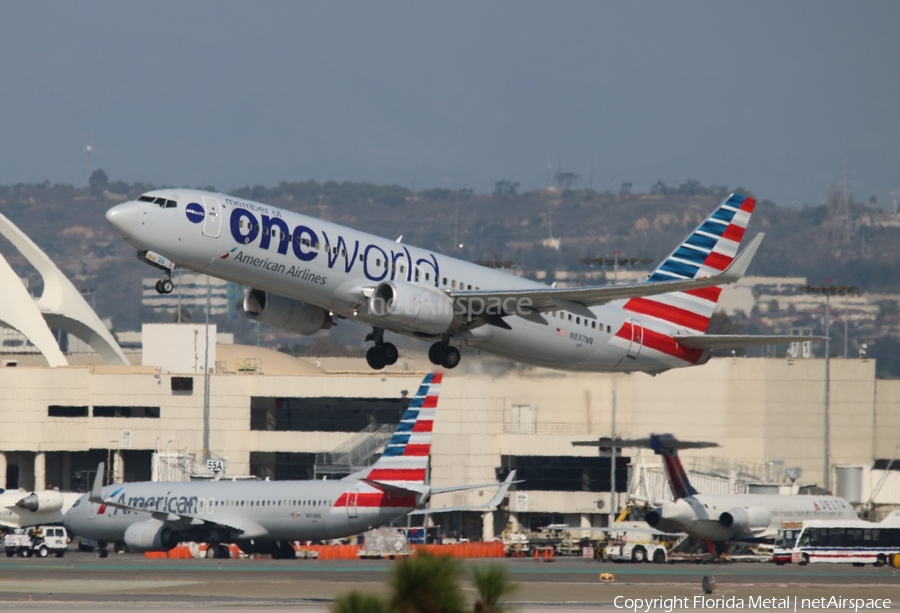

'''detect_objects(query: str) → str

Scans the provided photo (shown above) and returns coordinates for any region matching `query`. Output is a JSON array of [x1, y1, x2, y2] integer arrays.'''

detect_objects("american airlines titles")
[[111, 491, 216, 516], [226, 199, 440, 285]]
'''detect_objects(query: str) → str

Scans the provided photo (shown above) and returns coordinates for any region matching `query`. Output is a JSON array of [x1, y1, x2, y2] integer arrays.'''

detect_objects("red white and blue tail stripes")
[[623, 193, 755, 334], [363, 372, 441, 486]]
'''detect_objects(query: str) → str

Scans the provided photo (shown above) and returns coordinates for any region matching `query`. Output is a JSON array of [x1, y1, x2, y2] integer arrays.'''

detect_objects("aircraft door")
[[87, 502, 98, 520], [346, 489, 359, 519], [202, 196, 222, 238], [626, 320, 643, 359]]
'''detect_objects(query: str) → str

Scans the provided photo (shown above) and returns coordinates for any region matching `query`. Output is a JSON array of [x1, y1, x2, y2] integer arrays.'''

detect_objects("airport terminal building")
[[2, 322, 900, 540]]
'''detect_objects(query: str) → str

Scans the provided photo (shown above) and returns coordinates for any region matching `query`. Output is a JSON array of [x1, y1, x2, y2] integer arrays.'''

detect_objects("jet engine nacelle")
[[243, 289, 333, 336], [15, 490, 64, 513], [644, 507, 684, 534], [368, 280, 456, 335], [123, 520, 179, 552], [718, 505, 773, 533]]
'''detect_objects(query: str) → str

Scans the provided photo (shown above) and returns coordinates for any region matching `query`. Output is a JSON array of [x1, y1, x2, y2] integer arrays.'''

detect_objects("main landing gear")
[[428, 340, 460, 369], [365, 328, 399, 370], [154, 273, 174, 295]]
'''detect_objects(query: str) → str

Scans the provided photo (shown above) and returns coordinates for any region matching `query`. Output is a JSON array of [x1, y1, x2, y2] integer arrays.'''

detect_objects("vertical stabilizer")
[[346, 372, 442, 486], [624, 193, 756, 333], [649, 434, 699, 499]]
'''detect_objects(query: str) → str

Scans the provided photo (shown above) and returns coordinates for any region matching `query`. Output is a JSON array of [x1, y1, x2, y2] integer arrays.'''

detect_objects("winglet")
[[484, 470, 517, 509], [718, 232, 764, 284], [89, 462, 105, 504]]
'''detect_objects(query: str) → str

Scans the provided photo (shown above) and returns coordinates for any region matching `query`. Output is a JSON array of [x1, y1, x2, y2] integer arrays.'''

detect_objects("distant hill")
[[1, 176, 898, 334]]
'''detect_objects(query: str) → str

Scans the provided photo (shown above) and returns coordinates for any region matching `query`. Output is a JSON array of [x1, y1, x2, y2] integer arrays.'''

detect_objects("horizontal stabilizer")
[[359, 478, 424, 498], [574, 434, 718, 454], [676, 334, 827, 350]]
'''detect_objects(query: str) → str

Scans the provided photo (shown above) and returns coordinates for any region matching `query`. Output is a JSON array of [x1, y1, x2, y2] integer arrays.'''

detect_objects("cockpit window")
[[138, 195, 177, 208]]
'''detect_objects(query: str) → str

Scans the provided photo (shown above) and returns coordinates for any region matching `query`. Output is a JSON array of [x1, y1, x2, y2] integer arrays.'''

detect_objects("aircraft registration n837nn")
[[106, 190, 805, 372]]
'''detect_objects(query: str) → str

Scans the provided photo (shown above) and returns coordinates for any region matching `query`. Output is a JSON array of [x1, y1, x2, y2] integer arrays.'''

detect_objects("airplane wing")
[[89, 463, 267, 538], [675, 334, 828, 350], [410, 471, 518, 515], [449, 234, 763, 320]]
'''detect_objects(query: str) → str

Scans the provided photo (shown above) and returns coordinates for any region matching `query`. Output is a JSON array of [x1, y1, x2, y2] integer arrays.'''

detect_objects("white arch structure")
[[0, 211, 129, 366]]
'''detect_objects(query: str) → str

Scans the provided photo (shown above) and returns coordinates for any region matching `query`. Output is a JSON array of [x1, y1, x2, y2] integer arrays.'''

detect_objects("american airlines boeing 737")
[[105, 191, 804, 372], [64, 374, 513, 558]]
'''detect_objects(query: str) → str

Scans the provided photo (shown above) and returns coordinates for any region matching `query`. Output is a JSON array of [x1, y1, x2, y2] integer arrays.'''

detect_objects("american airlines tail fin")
[[624, 193, 756, 334], [345, 372, 442, 487], [573, 433, 717, 500]]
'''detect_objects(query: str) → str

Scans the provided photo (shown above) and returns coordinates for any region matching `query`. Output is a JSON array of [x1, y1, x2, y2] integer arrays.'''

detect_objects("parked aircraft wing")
[[675, 334, 827, 349], [430, 471, 521, 496], [410, 471, 518, 515], [450, 234, 763, 315], [88, 463, 266, 538]]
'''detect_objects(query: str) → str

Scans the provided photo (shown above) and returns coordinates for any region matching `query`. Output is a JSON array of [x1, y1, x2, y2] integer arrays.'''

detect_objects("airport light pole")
[[202, 276, 211, 463], [800, 282, 859, 491]]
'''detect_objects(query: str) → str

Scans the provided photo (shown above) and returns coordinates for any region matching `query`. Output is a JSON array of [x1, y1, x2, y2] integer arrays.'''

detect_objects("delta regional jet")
[[106, 190, 804, 372], [64, 374, 514, 558], [576, 435, 856, 547]]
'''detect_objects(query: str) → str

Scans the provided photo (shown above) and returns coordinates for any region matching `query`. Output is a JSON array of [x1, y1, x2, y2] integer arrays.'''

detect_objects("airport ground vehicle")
[[601, 523, 672, 563], [774, 519, 900, 566], [4, 526, 69, 558], [773, 521, 802, 565]]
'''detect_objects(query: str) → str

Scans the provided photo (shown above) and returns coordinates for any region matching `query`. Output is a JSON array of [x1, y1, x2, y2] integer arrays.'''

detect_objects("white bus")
[[775, 519, 900, 567]]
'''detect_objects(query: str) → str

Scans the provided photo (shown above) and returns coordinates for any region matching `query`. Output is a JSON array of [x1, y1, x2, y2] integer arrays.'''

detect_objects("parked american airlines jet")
[[64, 374, 513, 558], [575, 435, 856, 546], [106, 191, 802, 372]]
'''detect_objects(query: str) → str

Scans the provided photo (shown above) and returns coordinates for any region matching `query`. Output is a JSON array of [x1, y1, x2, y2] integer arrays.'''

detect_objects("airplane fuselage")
[[651, 493, 857, 542], [107, 189, 712, 373], [63, 479, 419, 546]]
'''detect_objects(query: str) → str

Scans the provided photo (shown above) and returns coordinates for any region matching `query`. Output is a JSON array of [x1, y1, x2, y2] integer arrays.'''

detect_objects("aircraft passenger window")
[[442, 278, 447, 286], [359, 255, 364, 262], [341, 249, 346, 257], [576, 317, 580, 324], [591, 321, 596, 329], [400, 265, 405, 273], [451, 280, 457, 289], [425, 273, 430, 281], [376, 259, 382, 266], [568, 314, 572, 321], [263, 227, 269, 236], [607, 325, 611, 333], [467, 285, 472, 290]]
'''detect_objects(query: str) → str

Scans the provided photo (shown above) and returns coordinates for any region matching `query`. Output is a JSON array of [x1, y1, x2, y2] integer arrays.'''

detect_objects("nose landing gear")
[[428, 341, 460, 369], [364, 328, 399, 370], [154, 274, 174, 295]]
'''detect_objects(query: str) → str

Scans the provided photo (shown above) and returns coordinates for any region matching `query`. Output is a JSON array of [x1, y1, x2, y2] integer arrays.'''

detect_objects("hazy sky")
[[2, 2, 898, 206]]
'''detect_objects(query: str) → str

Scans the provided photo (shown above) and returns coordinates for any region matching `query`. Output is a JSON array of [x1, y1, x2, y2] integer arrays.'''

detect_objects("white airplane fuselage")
[[651, 493, 857, 542], [106, 189, 711, 373], [63, 479, 419, 546]]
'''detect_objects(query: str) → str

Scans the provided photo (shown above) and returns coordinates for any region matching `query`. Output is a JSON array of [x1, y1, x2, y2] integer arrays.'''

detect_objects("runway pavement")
[[1, 551, 899, 612]]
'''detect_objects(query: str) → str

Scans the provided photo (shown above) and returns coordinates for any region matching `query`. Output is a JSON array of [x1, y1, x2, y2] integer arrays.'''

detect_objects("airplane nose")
[[106, 202, 138, 237]]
